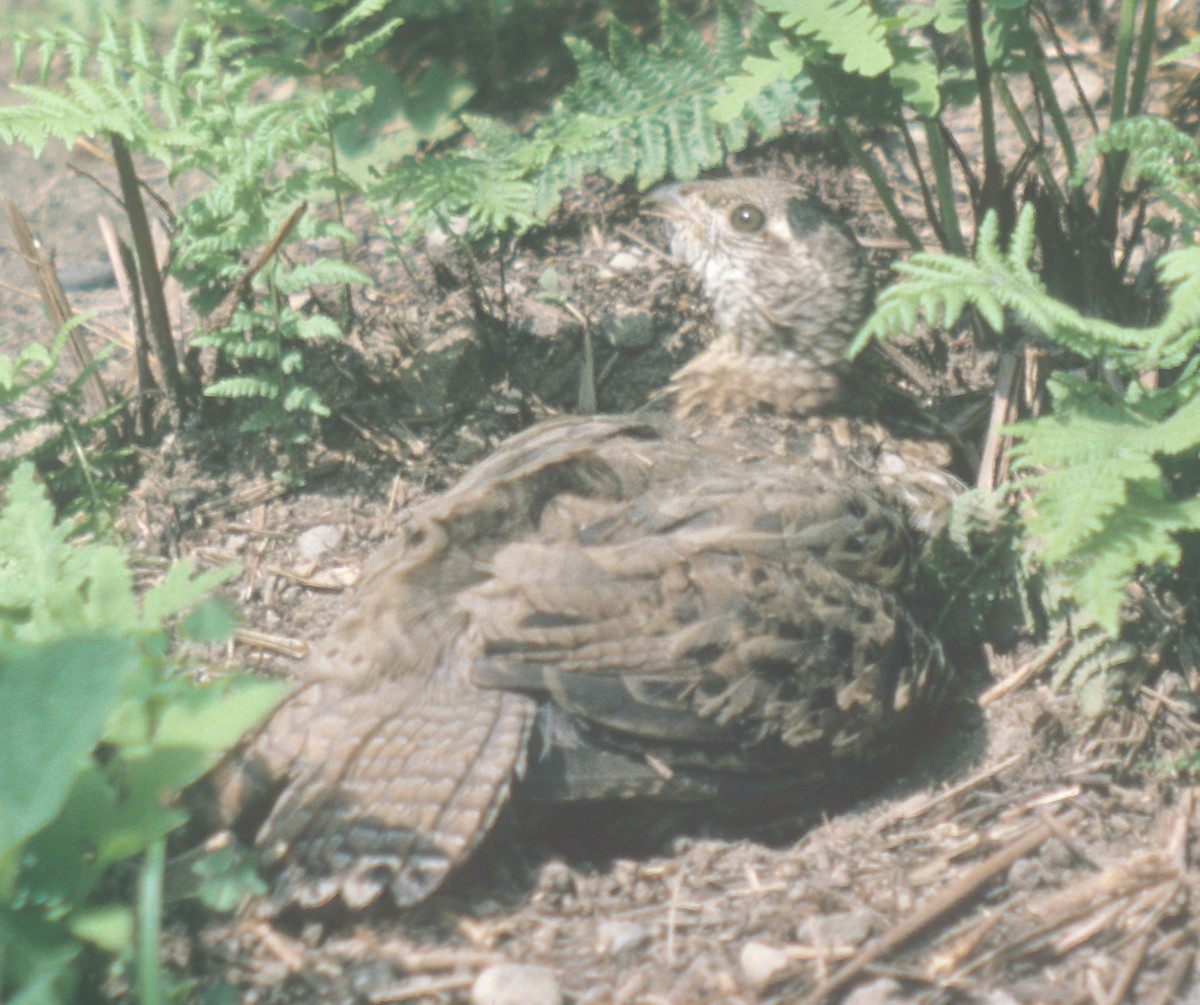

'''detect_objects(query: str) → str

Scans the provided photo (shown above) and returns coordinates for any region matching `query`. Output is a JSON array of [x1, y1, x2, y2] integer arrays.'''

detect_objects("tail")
[[221, 672, 535, 910]]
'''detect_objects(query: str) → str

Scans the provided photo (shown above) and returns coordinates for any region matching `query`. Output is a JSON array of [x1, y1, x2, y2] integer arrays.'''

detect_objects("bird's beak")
[[644, 184, 701, 229]]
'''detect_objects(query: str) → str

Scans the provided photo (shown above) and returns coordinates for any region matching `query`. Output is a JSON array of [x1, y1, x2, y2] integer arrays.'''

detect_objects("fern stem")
[[136, 837, 166, 1005], [1098, 0, 1150, 243], [111, 134, 187, 422], [922, 119, 966, 255], [965, 0, 1005, 228], [1126, 0, 1158, 121], [830, 118, 922, 250], [1109, 0, 1140, 124], [315, 45, 354, 326], [994, 74, 1065, 217], [1024, 29, 1078, 175], [896, 120, 945, 246], [1032, 2, 1100, 136]]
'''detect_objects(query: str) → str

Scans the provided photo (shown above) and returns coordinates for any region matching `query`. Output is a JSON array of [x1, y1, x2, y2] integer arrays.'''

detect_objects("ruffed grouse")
[[217, 177, 960, 911]]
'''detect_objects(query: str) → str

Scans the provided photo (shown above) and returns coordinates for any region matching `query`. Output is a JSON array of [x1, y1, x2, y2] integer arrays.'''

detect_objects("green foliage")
[[0, 0, 394, 453], [378, 2, 810, 237], [0, 464, 285, 1004], [921, 486, 1036, 649], [1074, 114, 1200, 240], [0, 320, 131, 521], [715, 0, 950, 132], [857, 205, 1200, 368], [758, 0, 892, 77], [859, 200, 1200, 642]]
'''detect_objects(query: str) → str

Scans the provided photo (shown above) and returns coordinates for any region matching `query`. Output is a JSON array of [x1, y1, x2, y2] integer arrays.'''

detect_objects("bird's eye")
[[729, 203, 765, 233]]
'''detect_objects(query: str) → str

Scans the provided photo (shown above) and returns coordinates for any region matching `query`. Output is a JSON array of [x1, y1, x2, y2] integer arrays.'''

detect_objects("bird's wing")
[[217, 413, 677, 908], [467, 462, 944, 775]]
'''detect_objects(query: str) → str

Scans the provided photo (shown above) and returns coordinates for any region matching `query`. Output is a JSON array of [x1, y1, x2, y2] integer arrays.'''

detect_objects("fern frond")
[[854, 204, 1200, 368], [378, 4, 808, 237], [760, 0, 892, 76], [864, 201, 1200, 634], [1009, 374, 1200, 633]]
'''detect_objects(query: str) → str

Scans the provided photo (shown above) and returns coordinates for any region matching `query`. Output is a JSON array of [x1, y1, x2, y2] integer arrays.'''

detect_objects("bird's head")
[[649, 178, 874, 415]]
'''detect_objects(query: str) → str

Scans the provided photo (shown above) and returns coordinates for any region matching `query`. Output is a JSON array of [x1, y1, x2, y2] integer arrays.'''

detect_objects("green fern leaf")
[[760, 0, 892, 76]]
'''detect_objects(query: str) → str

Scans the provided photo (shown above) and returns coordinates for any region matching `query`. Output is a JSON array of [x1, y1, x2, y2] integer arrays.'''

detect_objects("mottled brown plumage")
[[216, 177, 959, 911]]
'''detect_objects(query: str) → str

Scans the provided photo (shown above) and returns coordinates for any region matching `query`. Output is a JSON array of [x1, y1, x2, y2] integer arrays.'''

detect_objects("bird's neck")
[[668, 339, 875, 420]]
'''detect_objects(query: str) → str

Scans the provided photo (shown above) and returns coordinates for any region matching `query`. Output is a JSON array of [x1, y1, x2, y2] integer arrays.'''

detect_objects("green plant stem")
[[315, 46, 354, 325], [965, 0, 1004, 225], [1098, 0, 1149, 241], [137, 837, 165, 1005], [1025, 33, 1078, 174], [922, 119, 966, 255], [1126, 0, 1158, 120], [1032, 2, 1099, 134], [830, 118, 922, 250], [897, 120, 947, 248], [994, 74, 1065, 217], [1109, 0, 1140, 123]]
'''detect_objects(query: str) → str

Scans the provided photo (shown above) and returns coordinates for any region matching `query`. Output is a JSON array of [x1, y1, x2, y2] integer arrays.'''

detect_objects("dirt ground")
[[4, 9, 1200, 1005]]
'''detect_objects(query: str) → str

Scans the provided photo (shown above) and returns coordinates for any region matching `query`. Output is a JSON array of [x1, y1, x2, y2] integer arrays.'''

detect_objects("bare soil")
[[3, 12, 1200, 1004]]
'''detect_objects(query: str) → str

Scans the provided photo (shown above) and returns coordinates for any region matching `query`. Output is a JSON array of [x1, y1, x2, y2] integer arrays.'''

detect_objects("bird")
[[213, 176, 960, 912]]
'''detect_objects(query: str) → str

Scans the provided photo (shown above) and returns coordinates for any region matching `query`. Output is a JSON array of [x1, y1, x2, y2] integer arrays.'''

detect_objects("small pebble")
[[844, 977, 907, 1005], [471, 963, 562, 1005], [608, 250, 641, 271], [801, 908, 873, 947], [594, 919, 648, 956], [295, 524, 344, 562], [520, 299, 574, 339], [738, 941, 789, 989]]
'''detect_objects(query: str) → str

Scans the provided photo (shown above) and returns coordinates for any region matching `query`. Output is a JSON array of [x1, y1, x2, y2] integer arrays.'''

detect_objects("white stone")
[[471, 963, 562, 1005], [738, 941, 789, 989], [295, 524, 344, 562], [595, 919, 648, 956]]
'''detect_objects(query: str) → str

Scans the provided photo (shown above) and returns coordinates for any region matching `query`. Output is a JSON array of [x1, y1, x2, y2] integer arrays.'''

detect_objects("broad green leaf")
[[0, 635, 137, 854]]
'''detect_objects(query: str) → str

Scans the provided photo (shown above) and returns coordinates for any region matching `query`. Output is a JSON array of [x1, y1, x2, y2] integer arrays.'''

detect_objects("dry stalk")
[[110, 133, 186, 419], [98, 213, 156, 438], [206, 200, 308, 332], [979, 636, 1068, 706], [232, 628, 308, 661], [976, 349, 1019, 491], [4, 199, 114, 422]]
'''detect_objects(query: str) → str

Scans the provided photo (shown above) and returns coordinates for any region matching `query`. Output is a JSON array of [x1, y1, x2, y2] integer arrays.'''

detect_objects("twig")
[[980, 636, 1068, 706], [883, 753, 1025, 826], [1145, 941, 1195, 1005], [207, 201, 308, 331], [1101, 884, 1180, 1005], [368, 973, 478, 1002], [262, 564, 357, 591], [232, 628, 308, 661], [797, 819, 1055, 1005], [98, 214, 156, 438]]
